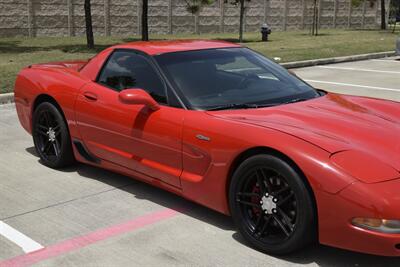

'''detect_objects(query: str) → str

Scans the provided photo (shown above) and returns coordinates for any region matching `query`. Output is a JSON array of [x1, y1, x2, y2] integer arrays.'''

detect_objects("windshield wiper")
[[207, 103, 258, 111], [282, 98, 310, 104], [206, 98, 312, 111], [206, 103, 278, 111]]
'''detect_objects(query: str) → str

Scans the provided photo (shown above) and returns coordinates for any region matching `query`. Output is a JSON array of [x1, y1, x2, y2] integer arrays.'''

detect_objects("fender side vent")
[[73, 140, 100, 164]]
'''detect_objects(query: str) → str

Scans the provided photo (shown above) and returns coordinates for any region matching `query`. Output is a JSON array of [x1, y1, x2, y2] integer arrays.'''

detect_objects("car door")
[[74, 49, 184, 188]]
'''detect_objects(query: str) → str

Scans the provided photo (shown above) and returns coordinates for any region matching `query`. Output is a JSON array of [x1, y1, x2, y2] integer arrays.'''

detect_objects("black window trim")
[[95, 48, 187, 109]]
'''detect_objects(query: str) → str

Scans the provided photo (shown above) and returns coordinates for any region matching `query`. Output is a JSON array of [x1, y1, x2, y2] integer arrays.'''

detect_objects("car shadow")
[[232, 232, 400, 266], [26, 147, 400, 266], [25, 146, 233, 232]]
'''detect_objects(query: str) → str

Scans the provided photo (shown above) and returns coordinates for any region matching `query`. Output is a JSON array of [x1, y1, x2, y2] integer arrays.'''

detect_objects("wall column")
[[27, 0, 33, 37], [220, 0, 225, 32], [333, 0, 338, 28], [347, 0, 352, 28], [263, 0, 267, 23], [361, 0, 366, 28], [283, 0, 288, 31], [137, 0, 141, 35], [67, 0, 74, 36], [195, 13, 199, 34], [168, 0, 172, 34], [301, 0, 307, 29], [317, 0, 322, 29], [104, 0, 110, 36]]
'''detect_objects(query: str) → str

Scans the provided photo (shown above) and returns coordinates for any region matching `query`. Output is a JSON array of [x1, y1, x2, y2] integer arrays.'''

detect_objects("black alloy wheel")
[[32, 102, 74, 168], [229, 154, 316, 255]]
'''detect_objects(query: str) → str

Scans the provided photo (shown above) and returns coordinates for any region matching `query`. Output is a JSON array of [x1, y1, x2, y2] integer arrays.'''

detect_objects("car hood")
[[207, 93, 400, 170]]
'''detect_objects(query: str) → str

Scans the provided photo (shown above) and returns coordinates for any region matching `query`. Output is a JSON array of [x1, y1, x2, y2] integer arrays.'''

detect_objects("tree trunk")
[[381, 0, 386, 29], [84, 0, 94, 49], [142, 0, 149, 41], [239, 0, 245, 42]]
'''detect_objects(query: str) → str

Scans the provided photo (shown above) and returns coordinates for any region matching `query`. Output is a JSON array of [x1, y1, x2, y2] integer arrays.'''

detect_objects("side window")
[[98, 50, 167, 104]]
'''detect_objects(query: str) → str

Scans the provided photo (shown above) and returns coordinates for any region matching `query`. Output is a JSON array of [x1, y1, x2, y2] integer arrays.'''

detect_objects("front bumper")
[[317, 178, 400, 256]]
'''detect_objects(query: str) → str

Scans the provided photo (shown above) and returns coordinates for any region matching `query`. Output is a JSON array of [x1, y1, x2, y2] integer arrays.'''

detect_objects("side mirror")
[[119, 89, 160, 111]]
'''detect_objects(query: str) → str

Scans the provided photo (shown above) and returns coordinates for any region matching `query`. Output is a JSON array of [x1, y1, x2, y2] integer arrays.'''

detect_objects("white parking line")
[[371, 59, 400, 62], [304, 79, 400, 92], [317, 66, 400, 74], [0, 221, 44, 253]]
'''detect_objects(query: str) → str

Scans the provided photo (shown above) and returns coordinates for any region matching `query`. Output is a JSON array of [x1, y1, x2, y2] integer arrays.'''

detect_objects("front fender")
[[180, 110, 356, 215]]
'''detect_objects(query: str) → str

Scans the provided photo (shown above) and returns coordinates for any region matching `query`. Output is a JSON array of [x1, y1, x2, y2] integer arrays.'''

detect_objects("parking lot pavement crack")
[[0, 182, 137, 221]]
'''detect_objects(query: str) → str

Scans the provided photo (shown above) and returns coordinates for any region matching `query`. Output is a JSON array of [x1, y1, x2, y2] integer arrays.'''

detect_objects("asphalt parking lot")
[[1, 57, 400, 267]]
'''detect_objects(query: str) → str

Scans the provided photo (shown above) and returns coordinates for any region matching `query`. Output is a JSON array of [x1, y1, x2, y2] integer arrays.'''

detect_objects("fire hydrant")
[[261, 23, 271, 42]]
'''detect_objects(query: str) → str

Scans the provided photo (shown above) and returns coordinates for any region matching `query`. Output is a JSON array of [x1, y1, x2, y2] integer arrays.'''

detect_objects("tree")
[[352, 0, 388, 30], [84, 0, 94, 49], [140, 0, 212, 41], [381, 0, 387, 29], [142, 0, 149, 41], [184, 0, 213, 14], [225, 0, 250, 42], [310, 0, 319, 36], [184, 0, 214, 34]]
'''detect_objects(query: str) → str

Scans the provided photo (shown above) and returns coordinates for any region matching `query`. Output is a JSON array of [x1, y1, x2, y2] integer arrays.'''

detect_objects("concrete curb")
[[281, 51, 396, 69], [0, 93, 14, 105], [0, 51, 397, 105]]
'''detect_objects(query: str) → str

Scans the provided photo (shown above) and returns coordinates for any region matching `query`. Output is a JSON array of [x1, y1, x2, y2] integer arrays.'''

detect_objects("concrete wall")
[[0, 0, 388, 37]]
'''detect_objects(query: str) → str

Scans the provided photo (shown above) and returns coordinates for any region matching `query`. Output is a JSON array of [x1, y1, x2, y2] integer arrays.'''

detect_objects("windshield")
[[155, 48, 320, 110]]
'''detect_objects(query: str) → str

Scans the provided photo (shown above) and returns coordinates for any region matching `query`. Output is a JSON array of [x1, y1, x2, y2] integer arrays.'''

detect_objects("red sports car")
[[14, 40, 400, 256]]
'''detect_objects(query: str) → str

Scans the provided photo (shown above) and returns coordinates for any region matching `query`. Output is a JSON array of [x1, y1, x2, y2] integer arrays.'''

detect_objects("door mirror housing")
[[119, 89, 160, 111]]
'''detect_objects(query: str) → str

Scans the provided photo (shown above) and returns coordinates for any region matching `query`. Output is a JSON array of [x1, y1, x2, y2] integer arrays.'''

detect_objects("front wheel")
[[229, 154, 316, 255], [32, 102, 75, 168]]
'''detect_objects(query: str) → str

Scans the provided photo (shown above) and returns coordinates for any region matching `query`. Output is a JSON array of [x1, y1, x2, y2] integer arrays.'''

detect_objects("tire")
[[229, 154, 316, 255], [32, 102, 75, 169]]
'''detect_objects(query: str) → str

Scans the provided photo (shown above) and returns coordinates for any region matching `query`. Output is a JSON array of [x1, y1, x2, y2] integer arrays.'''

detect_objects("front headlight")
[[330, 150, 400, 183], [352, 218, 400, 234]]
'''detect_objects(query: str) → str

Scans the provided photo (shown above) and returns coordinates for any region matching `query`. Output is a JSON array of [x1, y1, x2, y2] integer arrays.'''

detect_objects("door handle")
[[83, 92, 97, 101]]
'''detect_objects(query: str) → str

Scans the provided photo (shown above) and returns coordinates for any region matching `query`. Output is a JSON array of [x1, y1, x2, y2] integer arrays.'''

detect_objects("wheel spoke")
[[273, 185, 290, 196], [277, 207, 294, 231], [258, 169, 274, 194], [53, 139, 60, 157], [52, 143, 59, 157], [258, 215, 272, 236], [43, 111, 51, 126], [236, 199, 260, 208], [261, 170, 274, 193], [273, 215, 290, 237], [237, 192, 260, 198], [37, 124, 48, 131], [53, 125, 61, 136], [42, 141, 52, 153], [252, 214, 264, 235], [277, 192, 294, 206], [255, 170, 265, 194], [37, 129, 48, 136]]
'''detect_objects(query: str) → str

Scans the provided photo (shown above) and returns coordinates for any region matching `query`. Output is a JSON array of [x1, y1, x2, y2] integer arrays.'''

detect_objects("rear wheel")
[[229, 154, 316, 255], [32, 102, 75, 168]]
